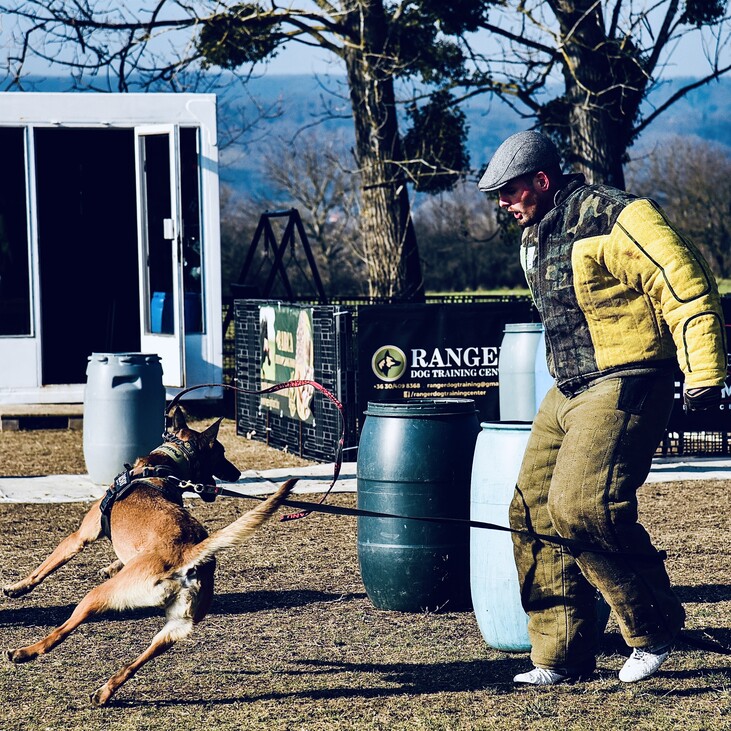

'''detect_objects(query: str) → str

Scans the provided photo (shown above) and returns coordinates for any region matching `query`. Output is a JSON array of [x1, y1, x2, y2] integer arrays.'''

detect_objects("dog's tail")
[[178, 479, 297, 571]]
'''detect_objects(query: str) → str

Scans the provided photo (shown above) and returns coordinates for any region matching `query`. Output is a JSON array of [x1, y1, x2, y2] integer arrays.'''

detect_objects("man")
[[478, 130, 727, 685]]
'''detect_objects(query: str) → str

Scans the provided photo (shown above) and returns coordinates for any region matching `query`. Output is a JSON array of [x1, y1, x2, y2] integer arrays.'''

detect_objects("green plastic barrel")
[[356, 398, 480, 612], [83, 353, 166, 485]]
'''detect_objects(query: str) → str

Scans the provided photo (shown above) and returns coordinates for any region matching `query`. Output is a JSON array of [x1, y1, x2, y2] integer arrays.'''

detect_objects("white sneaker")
[[619, 645, 671, 683], [513, 667, 571, 685]]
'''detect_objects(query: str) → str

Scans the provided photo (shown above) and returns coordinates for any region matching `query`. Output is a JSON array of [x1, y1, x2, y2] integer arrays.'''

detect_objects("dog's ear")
[[200, 416, 224, 446], [170, 406, 188, 431]]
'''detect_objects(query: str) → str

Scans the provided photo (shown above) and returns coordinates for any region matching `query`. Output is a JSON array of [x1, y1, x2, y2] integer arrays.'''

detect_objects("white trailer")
[[0, 92, 224, 404]]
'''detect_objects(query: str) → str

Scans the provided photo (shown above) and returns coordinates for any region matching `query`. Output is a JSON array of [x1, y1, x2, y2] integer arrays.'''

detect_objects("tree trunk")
[[554, 0, 648, 188], [342, 1, 424, 301]]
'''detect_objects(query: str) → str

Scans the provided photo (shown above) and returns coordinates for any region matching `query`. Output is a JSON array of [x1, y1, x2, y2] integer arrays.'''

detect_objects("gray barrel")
[[83, 353, 166, 484], [498, 323, 543, 421]]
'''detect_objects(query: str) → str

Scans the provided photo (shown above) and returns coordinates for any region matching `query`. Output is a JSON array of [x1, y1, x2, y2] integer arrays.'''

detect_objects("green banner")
[[259, 305, 315, 424]]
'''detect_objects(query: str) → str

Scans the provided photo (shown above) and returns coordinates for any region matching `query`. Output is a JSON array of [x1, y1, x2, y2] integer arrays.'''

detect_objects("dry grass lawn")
[[1, 415, 731, 730]]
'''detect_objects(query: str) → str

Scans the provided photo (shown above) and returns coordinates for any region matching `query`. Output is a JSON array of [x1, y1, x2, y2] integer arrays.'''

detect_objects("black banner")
[[356, 301, 537, 423]]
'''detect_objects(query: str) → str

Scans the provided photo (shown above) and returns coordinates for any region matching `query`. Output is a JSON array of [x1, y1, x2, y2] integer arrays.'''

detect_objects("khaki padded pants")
[[509, 374, 685, 672]]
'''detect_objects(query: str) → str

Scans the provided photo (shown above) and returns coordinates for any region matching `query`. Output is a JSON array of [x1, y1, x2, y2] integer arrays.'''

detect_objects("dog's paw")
[[3, 583, 31, 599], [90, 685, 113, 706], [98, 560, 124, 580], [7, 647, 32, 664]]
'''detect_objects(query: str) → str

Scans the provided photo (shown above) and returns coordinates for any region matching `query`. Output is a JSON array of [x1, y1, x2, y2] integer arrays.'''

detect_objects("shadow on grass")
[[113, 656, 530, 708], [211, 589, 366, 615], [640, 667, 731, 696], [675, 584, 731, 603], [0, 589, 364, 628]]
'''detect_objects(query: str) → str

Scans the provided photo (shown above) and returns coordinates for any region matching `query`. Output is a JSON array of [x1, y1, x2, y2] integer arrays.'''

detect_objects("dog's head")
[[167, 407, 242, 483]]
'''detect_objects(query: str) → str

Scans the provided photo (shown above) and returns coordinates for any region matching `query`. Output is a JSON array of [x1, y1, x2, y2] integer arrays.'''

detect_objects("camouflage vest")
[[522, 176, 660, 394]]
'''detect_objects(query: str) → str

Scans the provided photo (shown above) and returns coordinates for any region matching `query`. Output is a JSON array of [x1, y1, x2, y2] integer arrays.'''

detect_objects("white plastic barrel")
[[470, 421, 532, 651], [83, 353, 166, 485], [498, 323, 543, 421], [471, 421, 612, 652], [534, 328, 554, 408]]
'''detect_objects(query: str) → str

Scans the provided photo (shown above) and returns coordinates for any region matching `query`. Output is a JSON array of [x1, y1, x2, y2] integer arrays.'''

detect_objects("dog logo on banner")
[[372, 345, 407, 382]]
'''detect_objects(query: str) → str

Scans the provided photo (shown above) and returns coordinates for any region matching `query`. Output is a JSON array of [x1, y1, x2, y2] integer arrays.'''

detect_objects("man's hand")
[[683, 386, 723, 412]]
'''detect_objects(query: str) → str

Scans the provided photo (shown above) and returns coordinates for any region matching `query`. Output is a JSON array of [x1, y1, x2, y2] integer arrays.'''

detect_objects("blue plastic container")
[[470, 421, 611, 652], [83, 353, 166, 484], [470, 421, 532, 651], [498, 323, 544, 421], [150, 291, 202, 334]]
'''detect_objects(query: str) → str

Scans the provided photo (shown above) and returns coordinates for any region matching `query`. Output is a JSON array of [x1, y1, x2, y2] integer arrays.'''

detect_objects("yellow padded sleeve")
[[592, 199, 726, 386]]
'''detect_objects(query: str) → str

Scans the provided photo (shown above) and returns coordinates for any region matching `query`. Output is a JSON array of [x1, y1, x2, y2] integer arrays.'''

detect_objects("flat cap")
[[478, 130, 561, 192]]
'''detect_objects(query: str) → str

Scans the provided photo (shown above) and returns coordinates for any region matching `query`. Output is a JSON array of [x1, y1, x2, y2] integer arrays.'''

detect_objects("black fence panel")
[[234, 300, 357, 462]]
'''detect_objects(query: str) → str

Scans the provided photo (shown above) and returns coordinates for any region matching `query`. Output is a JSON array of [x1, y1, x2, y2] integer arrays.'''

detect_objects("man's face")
[[497, 173, 552, 228]]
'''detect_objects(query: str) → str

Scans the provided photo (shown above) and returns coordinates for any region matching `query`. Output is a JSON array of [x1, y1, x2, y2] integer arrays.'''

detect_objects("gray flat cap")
[[478, 130, 561, 192]]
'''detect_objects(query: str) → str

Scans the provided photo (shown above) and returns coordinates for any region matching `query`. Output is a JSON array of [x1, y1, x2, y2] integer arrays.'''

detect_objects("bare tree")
[[260, 132, 364, 295], [0, 1, 489, 300], [627, 134, 731, 278], [413, 181, 524, 292], [463, 1, 731, 187]]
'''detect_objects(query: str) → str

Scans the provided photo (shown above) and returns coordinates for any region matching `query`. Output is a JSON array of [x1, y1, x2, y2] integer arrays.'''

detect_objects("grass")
[[1, 420, 731, 730]]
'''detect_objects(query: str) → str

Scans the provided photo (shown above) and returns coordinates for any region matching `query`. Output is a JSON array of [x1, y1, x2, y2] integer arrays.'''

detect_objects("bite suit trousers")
[[508, 374, 685, 672]]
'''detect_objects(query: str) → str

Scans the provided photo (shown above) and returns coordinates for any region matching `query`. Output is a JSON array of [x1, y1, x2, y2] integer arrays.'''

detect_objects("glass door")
[[134, 125, 186, 387]]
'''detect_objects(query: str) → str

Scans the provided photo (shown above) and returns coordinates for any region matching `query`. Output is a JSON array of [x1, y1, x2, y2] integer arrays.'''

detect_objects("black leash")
[[677, 631, 731, 656], [168, 379, 667, 561], [167, 381, 731, 658], [190, 482, 667, 564]]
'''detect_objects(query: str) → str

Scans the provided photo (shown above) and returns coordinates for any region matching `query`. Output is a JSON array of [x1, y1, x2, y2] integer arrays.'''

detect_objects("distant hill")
[[216, 73, 731, 197], [7, 73, 731, 197]]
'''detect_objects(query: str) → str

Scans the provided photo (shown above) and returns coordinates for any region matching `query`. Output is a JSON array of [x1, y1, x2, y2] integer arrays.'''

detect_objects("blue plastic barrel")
[[470, 421, 612, 651], [470, 421, 532, 651], [83, 353, 166, 485], [498, 323, 544, 421], [357, 398, 480, 612]]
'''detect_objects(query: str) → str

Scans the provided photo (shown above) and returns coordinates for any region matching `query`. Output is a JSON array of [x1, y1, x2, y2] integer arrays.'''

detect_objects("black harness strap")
[[99, 465, 182, 539]]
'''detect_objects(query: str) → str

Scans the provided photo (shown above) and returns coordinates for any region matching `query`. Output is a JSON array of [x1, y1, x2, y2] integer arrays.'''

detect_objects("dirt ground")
[[1, 418, 731, 730], [0, 413, 314, 477]]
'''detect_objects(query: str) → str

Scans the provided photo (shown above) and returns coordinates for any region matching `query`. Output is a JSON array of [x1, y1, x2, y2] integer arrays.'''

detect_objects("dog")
[[3, 406, 296, 706]]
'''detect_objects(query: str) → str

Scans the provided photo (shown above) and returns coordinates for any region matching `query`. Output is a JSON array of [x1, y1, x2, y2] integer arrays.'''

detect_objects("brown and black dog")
[[3, 406, 296, 706]]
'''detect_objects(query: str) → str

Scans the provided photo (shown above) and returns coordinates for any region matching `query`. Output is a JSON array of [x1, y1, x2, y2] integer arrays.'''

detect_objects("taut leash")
[[181, 479, 667, 564], [168, 379, 674, 559]]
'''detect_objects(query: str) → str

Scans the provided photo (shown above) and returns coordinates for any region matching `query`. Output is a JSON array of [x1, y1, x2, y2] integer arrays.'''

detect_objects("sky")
[[1, 4, 728, 81], [260, 35, 722, 79]]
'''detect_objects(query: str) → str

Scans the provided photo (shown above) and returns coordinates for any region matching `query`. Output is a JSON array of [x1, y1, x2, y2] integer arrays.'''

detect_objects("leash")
[[677, 631, 731, 656], [167, 380, 731, 657], [166, 379, 677, 560], [165, 379, 345, 521], [182, 481, 667, 564]]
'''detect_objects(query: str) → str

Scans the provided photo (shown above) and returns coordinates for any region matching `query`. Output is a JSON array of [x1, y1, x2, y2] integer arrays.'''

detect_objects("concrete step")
[[0, 404, 84, 431]]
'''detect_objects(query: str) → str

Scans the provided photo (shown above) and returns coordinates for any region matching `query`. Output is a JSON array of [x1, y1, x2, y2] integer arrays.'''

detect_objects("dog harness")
[[98, 434, 211, 540], [99, 465, 185, 539]]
